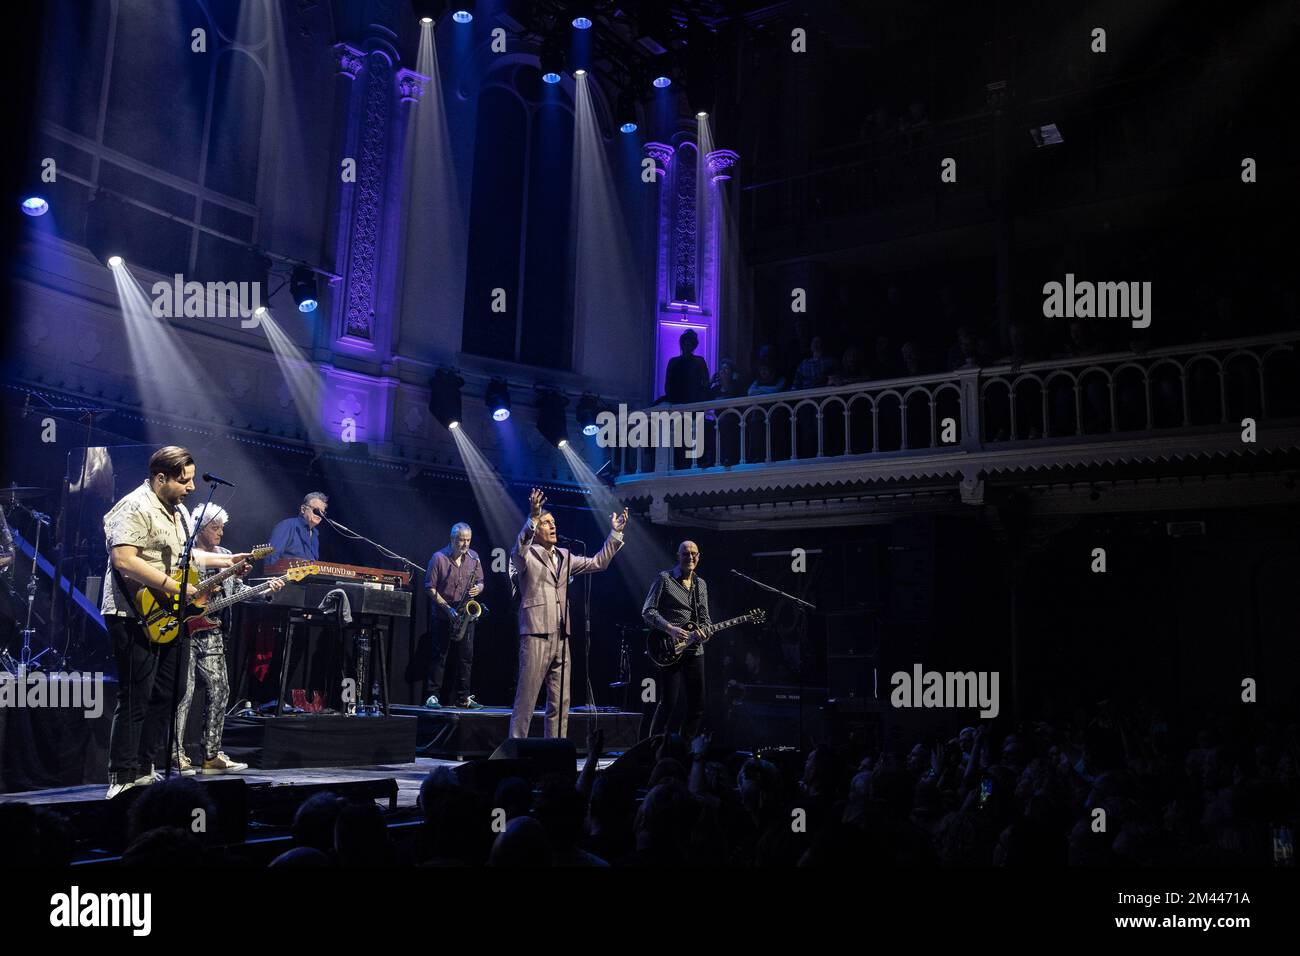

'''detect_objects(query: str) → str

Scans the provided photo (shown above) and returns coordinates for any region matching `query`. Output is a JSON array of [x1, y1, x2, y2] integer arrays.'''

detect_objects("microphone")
[[311, 505, 326, 518], [202, 472, 235, 487], [556, 534, 585, 546]]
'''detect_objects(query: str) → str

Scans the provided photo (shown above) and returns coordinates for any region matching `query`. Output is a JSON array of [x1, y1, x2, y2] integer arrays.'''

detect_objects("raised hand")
[[528, 488, 546, 519], [610, 507, 629, 533]]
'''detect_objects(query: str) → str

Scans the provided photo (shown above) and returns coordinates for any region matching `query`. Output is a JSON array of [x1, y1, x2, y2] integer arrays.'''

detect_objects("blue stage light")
[[573, 17, 592, 29], [452, 9, 472, 23], [21, 196, 49, 216], [543, 71, 561, 84], [620, 122, 638, 134], [652, 75, 671, 88]]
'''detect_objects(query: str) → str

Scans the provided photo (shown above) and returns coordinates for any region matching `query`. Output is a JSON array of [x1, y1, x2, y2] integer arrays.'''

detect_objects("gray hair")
[[301, 492, 328, 509], [449, 522, 472, 540], [191, 503, 229, 529]]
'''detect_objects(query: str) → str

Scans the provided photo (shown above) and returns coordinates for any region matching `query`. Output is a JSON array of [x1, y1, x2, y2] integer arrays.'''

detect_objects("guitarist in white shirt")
[[642, 541, 711, 739], [100, 446, 254, 799]]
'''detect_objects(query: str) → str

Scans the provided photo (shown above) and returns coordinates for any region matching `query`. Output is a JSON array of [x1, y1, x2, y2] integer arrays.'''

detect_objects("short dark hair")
[[148, 446, 194, 480], [679, 329, 699, 348]]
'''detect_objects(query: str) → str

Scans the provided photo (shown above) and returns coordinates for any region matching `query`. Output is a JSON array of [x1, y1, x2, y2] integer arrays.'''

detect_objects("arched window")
[[461, 68, 574, 370]]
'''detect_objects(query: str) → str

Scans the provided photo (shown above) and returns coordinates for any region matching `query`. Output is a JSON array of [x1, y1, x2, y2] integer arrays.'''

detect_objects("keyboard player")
[[267, 492, 327, 564]]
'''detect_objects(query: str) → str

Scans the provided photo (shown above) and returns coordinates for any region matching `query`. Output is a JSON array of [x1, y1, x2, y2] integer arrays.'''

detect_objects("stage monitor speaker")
[[488, 738, 577, 776], [453, 758, 538, 796]]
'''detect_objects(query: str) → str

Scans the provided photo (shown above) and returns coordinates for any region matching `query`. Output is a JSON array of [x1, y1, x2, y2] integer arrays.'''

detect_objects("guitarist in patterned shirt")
[[171, 503, 284, 776]]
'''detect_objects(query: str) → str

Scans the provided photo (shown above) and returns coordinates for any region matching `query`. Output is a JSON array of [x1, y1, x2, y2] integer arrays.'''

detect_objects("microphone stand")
[[8, 502, 54, 671], [314, 511, 422, 716], [559, 537, 591, 745], [730, 569, 817, 751], [163, 478, 217, 780]]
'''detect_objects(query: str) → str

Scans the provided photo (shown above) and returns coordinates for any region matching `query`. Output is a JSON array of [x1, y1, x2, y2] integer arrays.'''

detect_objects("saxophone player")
[[424, 522, 485, 710]]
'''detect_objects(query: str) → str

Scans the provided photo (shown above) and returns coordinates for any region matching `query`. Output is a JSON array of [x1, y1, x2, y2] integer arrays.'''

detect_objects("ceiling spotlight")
[[536, 388, 570, 447], [253, 306, 268, 318], [486, 377, 511, 422], [85, 191, 127, 266], [540, 40, 564, 84], [429, 368, 464, 430], [558, 439, 568, 449], [573, 17, 592, 30], [107, 255, 123, 269], [652, 75, 671, 88], [451, 2, 474, 23], [290, 265, 319, 313], [411, 0, 446, 23], [576, 393, 601, 436], [696, 111, 708, 119], [617, 90, 639, 133], [21, 195, 48, 216], [574, 68, 587, 77]]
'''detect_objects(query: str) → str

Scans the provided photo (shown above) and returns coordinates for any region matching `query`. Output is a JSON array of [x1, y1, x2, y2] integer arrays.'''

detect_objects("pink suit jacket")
[[510, 516, 623, 636]]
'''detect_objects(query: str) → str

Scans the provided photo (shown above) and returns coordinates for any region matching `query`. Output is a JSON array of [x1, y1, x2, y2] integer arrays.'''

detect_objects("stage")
[[0, 685, 646, 793]]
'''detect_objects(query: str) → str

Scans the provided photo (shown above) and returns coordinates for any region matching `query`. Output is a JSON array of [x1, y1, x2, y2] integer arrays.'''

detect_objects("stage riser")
[[222, 715, 417, 769], [389, 706, 643, 759]]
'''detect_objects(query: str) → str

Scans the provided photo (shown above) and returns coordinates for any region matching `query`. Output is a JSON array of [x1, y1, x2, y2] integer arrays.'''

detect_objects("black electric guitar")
[[646, 608, 765, 668]]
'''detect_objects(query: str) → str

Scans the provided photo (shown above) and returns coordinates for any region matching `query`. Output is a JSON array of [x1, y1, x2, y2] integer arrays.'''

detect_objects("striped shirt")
[[641, 569, 712, 656]]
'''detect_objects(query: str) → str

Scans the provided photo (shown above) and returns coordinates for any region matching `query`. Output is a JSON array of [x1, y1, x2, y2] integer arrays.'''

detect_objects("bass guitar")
[[183, 563, 317, 638], [135, 544, 273, 644], [646, 608, 766, 668]]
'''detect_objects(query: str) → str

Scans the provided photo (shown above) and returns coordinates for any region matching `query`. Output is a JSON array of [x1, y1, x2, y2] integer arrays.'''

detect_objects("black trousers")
[[106, 615, 184, 784], [648, 651, 706, 740], [429, 618, 475, 703]]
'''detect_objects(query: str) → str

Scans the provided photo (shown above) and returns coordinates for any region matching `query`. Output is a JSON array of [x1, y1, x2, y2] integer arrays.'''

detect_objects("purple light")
[[620, 122, 638, 134], [452, 10, 473, 23], [652, 76, 671, 88], [573, 16, 592, 29], [21, 196, 48, 216], [543, 71, 561, 84]]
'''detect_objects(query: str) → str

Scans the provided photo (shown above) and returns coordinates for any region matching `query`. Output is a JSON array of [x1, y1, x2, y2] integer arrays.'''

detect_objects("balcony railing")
[[615, 332, 1300, 480]]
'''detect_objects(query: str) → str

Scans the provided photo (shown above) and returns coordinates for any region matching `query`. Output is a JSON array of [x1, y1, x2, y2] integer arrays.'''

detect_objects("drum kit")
[[0, 483, 55, 673]]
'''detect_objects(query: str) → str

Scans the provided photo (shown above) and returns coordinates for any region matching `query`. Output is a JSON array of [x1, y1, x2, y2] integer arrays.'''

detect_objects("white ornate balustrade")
[[614, 332, 1300, 526]]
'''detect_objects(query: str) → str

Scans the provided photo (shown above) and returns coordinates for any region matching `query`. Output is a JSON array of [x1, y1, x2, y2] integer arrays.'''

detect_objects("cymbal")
[[1, 486, 49, 502]]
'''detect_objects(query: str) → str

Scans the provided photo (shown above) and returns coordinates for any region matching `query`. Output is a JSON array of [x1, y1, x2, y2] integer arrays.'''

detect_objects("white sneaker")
[[133, 769, 163, 786], [105, 781, 137, 800]]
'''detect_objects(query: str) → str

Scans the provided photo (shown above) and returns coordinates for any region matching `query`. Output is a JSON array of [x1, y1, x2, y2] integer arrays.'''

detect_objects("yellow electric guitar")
[[135, 544, 273, 644]]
